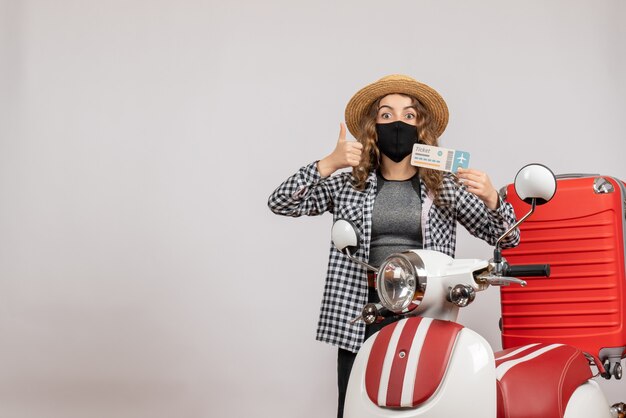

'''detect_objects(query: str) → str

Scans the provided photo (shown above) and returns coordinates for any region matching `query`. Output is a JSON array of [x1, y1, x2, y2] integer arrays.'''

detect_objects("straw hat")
[[344, 74, 449, 139]]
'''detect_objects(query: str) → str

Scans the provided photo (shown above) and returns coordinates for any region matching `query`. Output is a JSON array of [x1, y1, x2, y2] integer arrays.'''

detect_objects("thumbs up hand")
[[317, 123, 364, 178]]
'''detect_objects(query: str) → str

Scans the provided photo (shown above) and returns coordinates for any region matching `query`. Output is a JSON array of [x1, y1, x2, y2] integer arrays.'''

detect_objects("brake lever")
[[479, 258, 527, 287], [479, 275, 527, 287]]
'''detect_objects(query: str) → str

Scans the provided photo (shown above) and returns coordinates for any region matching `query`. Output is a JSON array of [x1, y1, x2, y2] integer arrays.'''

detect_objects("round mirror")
[[331, 219, 360, 254], [514, 163, 557, 205]]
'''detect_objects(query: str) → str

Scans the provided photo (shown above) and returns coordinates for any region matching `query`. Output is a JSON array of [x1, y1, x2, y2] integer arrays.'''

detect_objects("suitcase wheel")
[[603, 360, 623, 380]]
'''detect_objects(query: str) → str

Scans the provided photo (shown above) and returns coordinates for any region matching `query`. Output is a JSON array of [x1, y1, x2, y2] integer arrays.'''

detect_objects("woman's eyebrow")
[[378, 105, 417, 111]]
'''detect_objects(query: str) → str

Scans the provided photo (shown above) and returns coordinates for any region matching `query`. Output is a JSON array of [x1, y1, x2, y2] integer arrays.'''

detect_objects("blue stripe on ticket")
[[451, 150, 470, 172]]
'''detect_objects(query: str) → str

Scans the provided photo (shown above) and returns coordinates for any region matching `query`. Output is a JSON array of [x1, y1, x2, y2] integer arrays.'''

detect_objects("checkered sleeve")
[[455, 178, 520, 248], [267, 161, 349, 217]]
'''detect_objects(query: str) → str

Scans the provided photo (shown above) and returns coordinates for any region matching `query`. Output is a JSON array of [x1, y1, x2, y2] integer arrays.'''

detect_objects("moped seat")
[[495, 343, 593, 418]]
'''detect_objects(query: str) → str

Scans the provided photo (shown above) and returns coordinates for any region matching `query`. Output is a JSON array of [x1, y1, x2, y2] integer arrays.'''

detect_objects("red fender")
[[365, 317, 463, 408]]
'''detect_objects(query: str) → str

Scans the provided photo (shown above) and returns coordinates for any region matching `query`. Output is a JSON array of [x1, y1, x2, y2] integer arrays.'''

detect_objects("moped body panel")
[[345, 319, 496, 418], [400, 250, 488, 323], [563, 380, 612, 418]]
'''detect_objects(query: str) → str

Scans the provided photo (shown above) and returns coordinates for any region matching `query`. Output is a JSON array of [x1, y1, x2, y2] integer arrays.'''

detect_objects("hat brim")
[[344, 76, 449, 140]]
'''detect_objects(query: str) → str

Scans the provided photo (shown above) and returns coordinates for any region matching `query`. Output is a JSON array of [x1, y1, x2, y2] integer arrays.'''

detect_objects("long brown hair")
[[352, 94, 446, 204]]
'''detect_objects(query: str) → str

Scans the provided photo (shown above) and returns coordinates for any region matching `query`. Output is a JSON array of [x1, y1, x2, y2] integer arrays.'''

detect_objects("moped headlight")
[[377, 252, 427, 314]]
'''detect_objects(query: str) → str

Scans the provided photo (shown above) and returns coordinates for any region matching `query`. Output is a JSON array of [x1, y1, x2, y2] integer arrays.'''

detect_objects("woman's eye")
[[381, 113, 391, 119], [405, 113, 416, 119]]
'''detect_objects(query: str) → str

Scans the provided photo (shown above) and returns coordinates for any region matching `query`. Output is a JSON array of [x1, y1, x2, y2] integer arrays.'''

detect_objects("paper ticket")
[[410, 143, 470, 173]]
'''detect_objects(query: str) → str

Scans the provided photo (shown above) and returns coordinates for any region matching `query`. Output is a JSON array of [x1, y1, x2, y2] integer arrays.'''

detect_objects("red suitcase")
[[500, 174, 626, 378]]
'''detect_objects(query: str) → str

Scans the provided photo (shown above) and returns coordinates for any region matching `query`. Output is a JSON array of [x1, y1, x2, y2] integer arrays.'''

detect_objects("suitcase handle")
[[555, 173, 600, 179], [504, 264, 551, 277]]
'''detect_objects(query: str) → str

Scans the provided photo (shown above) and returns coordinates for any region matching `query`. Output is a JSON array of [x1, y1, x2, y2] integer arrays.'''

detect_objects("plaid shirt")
[[268, 161, 520, 353]]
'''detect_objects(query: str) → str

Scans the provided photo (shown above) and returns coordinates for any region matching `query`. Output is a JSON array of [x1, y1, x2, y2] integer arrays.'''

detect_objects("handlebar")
[[504, 264, 551, 278]]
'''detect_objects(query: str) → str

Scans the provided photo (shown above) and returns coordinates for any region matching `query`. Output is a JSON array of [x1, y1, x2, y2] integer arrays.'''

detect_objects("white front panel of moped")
[[403, 250, 489, 323], [344, 327, 496, 418]]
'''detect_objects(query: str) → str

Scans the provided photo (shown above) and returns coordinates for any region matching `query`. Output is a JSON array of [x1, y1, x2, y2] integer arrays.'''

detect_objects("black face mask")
[[375, 121, 419, 163]]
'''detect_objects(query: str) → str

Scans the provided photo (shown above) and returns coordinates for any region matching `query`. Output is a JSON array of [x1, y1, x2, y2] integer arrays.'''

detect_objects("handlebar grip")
[[505, 264, 551, 277]]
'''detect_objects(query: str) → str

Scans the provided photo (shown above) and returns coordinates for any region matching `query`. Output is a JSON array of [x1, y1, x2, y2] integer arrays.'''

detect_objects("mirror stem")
[[494, 199, 536, 263], [345, 249, 378, 272]]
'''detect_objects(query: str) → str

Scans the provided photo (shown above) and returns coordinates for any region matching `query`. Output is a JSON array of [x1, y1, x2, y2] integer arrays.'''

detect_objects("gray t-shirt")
[[369, 171, 423, 267]]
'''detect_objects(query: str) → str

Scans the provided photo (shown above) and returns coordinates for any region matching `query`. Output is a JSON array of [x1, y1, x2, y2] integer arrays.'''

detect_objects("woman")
[[267, 74, 520, 418]]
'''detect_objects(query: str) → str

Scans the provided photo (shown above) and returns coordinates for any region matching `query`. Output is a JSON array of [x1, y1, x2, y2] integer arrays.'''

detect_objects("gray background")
[[1, 0, 624, 417]]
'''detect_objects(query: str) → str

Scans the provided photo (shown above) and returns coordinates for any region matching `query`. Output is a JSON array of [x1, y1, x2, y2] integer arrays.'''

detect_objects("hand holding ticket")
[[410, 144, 470, 173]]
